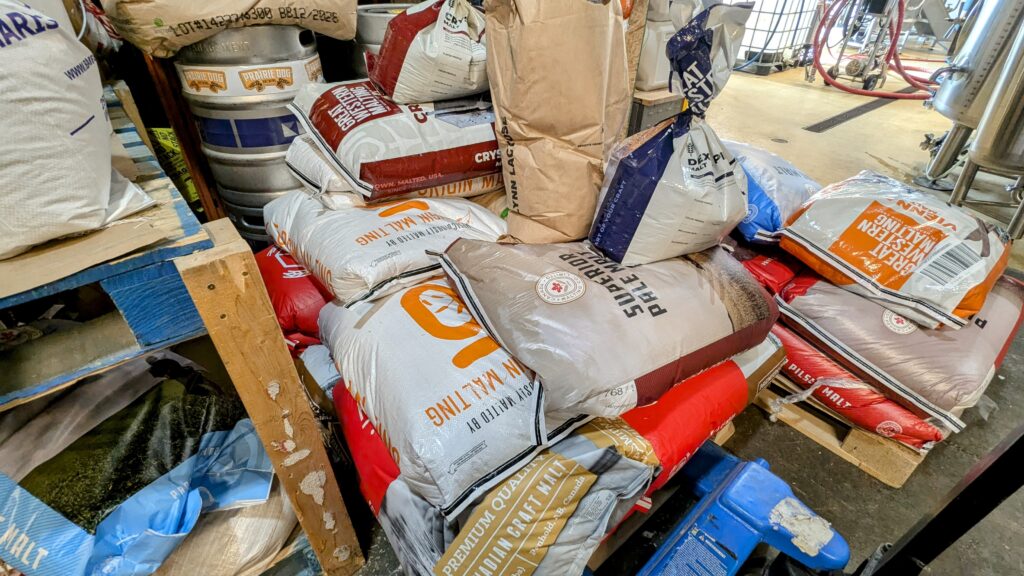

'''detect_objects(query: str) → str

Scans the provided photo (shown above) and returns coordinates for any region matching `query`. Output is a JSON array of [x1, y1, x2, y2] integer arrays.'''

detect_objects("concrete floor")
[[353, 61, 1024, 575]]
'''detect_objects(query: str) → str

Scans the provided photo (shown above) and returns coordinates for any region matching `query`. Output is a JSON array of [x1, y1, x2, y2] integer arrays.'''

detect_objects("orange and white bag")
[[319, 280, 546, 519], [285, 135, 503, 210], [264, 191, 505, 305], [781, 171, 1010, 329]]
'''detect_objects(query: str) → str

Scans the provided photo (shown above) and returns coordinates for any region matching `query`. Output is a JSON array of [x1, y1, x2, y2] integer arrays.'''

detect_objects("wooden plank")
[[0, 222, 169, 301], [0, 312, 205, 412], [113, 80, 155, 154], [175, 219, 362, 576], [713, 420, 736, 445], [634, 87, 684, 107], [755, 386, 923, 488], [100, 261, 204, 346]]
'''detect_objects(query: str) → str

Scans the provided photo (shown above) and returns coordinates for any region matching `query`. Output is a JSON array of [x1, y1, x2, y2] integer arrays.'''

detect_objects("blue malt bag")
[[725, 140, 821, 244]]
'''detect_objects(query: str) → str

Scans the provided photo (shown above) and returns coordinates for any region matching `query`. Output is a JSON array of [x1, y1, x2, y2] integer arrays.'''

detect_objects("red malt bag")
[[441, 241, 778, 416], [729, 244, 804, 295], [288, 80, 501, 202], [777, 273, 1024, 433], [368, 0, 488, 104], [254, 246, 331, 347], [622, 336, 785, 493], [771, 324, 946, 450], [781, 171, 1010, 329]]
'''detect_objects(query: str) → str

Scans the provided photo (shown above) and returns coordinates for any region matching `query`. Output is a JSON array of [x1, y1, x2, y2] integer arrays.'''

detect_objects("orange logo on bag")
[[401, 283, 499, 369], [238, 67, 294, 91], [829, 201, 947, 289], [354, 201, 434, 246], [378, 200, 430, 217], [182, 69, 227, 93]]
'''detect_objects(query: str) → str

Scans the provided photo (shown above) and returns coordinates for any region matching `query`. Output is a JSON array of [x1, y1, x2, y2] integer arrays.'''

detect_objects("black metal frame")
[[856, 422, 1024, 575]]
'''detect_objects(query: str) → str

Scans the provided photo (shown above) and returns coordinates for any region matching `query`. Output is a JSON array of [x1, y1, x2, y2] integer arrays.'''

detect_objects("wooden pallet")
[[627, 88, 685, 135], [755, 377, 926, 488], [0, 98, 212, 411]]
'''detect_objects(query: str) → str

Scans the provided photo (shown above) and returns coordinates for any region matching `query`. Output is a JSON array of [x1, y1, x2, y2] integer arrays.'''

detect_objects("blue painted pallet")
[[0, 93, 212, 309], [0, 92, 213, 411]]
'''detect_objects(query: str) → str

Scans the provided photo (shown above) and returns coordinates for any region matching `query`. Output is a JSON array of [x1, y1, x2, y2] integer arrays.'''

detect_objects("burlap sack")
[[485, 0, 631, 243], [101, 0, 356, 57]]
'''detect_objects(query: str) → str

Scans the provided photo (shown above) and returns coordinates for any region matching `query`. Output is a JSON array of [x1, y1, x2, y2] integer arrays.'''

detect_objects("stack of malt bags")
[[255, 2, 827, 574]]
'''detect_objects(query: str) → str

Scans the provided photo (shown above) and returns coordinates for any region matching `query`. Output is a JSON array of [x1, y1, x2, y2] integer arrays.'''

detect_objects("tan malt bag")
[[485, 0, 631, 243], [101, 0, 357, 57]]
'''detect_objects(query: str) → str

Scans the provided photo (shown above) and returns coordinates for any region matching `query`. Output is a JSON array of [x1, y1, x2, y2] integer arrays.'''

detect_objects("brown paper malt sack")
[[485, 0, 632, 243]]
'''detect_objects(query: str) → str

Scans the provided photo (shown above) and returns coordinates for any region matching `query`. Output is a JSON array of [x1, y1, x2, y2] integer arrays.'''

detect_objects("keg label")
[[182, 69, 228, 93], [176, 55, 321, 98], [305, 56, 323, 82], [239, 67, 294, 92]]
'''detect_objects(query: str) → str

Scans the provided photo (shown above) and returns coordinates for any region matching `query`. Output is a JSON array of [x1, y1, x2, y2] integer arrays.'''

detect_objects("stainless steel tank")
[[924, 0, 1024, 179], [176, 26, 323, 241], [970, 22, 1024, 174], [930, 0, 1024, 128], [353, 4, 413, 76]]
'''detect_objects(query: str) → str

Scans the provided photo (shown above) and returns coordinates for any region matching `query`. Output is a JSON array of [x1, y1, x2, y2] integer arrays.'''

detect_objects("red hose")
[[812, 0, 933, 99]]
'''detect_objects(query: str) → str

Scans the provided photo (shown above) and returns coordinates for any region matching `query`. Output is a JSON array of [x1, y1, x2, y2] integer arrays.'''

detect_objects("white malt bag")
[[264, 191, 504, 305], [289, 80, 502, 202], [589, 4, 751, 266], [368, 0, 488, 104], [285, 135, 503, 210], [319, 281, 546, 518], [781, 171, 1010, 329], [0, 3, 152, 260]]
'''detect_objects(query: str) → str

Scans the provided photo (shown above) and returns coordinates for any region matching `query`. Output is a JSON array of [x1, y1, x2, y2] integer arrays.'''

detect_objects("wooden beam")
[[175, 219, 363, 575], [143, 55, 226, 221]]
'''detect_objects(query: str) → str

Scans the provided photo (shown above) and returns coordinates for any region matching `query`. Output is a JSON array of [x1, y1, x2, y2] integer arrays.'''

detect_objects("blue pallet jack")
[[591, 442, 851, 576]]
